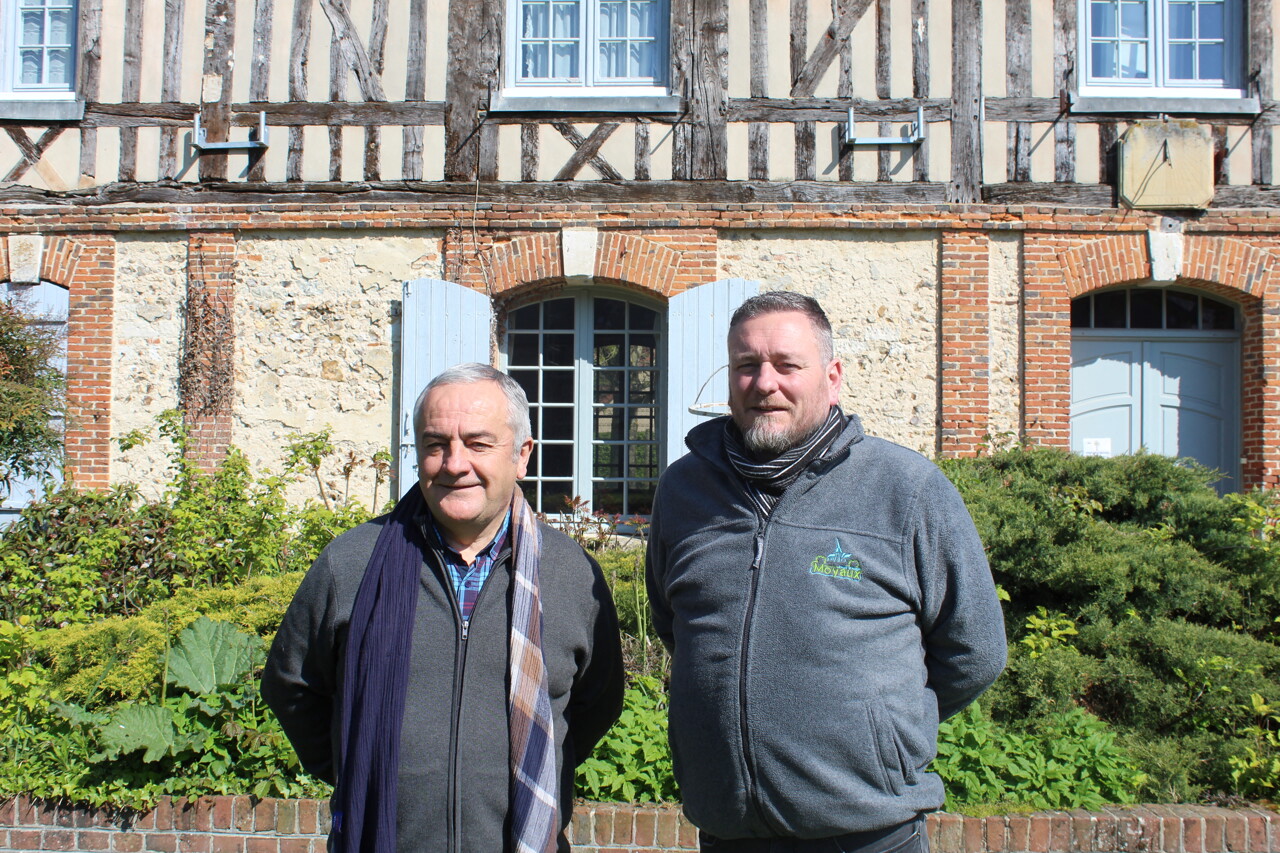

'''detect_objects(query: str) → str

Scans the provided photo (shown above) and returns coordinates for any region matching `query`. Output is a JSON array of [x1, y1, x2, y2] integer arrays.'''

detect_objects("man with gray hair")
[[647, 292, 1007, 852], [264, 363, 624, 853]]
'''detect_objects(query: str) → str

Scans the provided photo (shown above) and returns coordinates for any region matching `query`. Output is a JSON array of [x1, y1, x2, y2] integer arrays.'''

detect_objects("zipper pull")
[[461, 619, 470, 641], [751, 531, 765, 571]]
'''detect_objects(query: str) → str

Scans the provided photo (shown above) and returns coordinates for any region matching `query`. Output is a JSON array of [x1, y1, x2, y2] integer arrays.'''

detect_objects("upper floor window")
[[1, 0, 77, 96], [499, 0, 674, 108], [1080, 0, 1244, 97]]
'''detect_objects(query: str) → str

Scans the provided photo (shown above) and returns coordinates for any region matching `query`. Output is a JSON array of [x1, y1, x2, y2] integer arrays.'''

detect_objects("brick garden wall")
[[3, 797, 1279, 853]]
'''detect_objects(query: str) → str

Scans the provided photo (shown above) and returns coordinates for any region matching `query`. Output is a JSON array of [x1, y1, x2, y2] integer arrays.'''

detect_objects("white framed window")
[[503, 292, 662, 517], [1079, 0, 1245, 97], [1, 0, 77, 98], [497, 0, 675, 109]]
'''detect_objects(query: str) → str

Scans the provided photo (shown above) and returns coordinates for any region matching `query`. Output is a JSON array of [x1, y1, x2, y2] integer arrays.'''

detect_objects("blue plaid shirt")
[[424, 510, 511, 624]]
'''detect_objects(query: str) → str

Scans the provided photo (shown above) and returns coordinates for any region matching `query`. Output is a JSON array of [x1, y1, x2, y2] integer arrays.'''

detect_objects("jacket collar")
[[684, 412, 866, 474]]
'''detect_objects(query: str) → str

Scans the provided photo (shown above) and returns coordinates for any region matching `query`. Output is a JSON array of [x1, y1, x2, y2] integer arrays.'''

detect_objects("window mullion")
[[582, 0, 595, 88]]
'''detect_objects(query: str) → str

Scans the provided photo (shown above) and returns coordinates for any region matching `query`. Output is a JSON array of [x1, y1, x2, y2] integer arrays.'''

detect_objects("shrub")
[[575, 675, 677, 803], [0, 299, 65, 498]]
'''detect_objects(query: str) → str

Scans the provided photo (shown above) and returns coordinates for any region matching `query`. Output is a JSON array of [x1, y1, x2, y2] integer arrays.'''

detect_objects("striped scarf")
[[724, 406, 847, 518], [507, 488, 559, 853], [333, 485, 557, 853]]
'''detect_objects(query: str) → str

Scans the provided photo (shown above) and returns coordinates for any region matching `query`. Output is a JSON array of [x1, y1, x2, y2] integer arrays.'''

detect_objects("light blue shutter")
[[0, 281, 69, 522], [664, 278, 759, 465], [398, 278, 494, 490]]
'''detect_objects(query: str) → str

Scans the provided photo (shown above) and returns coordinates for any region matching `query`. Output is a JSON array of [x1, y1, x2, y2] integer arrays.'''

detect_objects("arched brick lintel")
[[484, 231, 683, 298], [40, 236, 84, 288], [1060, 233, 1280, 301]]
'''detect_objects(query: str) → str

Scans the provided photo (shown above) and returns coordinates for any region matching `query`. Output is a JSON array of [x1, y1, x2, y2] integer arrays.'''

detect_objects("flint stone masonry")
[[3, 798, 1280, 853], [717, 229, 941, 455], [988, 233, 1023, 445], [234, 232, 443, 505]]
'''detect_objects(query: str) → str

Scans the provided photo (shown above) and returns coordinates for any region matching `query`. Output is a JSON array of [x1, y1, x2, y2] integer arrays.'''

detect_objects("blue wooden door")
[[1072, 335, 1240, 490]]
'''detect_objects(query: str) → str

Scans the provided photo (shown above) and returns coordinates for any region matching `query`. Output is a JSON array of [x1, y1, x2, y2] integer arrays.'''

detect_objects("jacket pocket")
[[869, 700, 908, 795]]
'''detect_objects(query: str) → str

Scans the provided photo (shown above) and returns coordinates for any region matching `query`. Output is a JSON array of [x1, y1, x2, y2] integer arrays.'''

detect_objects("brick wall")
[[4, 797, 1280, 853], [940, 230, 991, 456]]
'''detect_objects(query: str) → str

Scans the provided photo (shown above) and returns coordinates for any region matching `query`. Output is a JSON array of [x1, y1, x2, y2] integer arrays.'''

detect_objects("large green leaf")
[[100, 704, 176, 762], [166, 617, 258, 695]]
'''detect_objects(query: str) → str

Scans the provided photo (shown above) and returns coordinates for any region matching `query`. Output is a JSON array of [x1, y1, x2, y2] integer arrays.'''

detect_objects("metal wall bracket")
[[192, 111, 269, 153], [843, 104, 926, 147]]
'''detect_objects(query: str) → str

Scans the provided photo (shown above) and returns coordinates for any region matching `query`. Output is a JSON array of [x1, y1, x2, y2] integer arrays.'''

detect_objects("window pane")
[[1168, 2, 1194, 39], [1094, 290, 1127, 328], [629, 370, 654, 403], [1202, 296, 1236, 330], [509, 304, 539, 329], [509, 333, 539, 366], [511, 369, 539, 402], [1120, 41, 1148, 78], [600, 41, 624, 79], [543, 445, 573, 476], [21, 50, 41, 84], [1092, 1, 1117, 37], [542, 481, 573, 513], [544, 298, 574, 329], [631, 0, 657, 36], [1199, 2, 1224, 39], [594, 444, 622, 478], [1120, 1, 1148, 37], [595, 298, 626, 330], [1166, 291, 1197, 329], [628, 444, 658, 476], [47, 49, 68, 85], [599, 1, 624, 37], [526, 446, 539, 477], [593, 482, 625, 514], [594, 333, 625, 366], [630, 304, 658, 329], [1071, 297, 1092, 328], [630, 41, 656, 78], [544, 370, 573, 403], [595, 369, 624, 403], [520, 480, 539, 507], [1092, 42, 1117, 78], [552, 42, 579, 78], [522, 43, 548, 79], [1169, 43, 1195, 79], [1198, 43, 1224, 80], [522, 1, 549, 38], [595, 407, 625, 440], [627, 483, 655, 515], [552, 1, 580, 37], [628, 407, 657, 441], [630, 334, 657, 365], [545, 333, 574, 366], [22, 11, 43, 44], [543, 407, 574, 441], [1130, 289, 1162, 328]]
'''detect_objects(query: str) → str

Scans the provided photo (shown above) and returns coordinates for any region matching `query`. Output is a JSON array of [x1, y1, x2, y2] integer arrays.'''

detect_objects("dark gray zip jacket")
[[646, 415, 1006, 840], [262, 509, 625, 853]]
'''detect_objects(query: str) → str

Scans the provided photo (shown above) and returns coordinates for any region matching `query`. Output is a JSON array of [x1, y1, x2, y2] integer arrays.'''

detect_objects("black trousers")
[[699, 815, 929, 853]]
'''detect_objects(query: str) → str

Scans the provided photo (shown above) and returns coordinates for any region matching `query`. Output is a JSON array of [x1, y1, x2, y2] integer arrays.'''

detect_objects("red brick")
[[1030, 815, 1052, 852], [114, 833, 145, 852], [43, 829, 75, 850], [211, 835, 245, 853], [77, 830, 112, 851], [279, 839, 309, 853], [1227, 813, 1249, 852], [178, 834, 211, 853], [10, 829, 42, 849], [145, 833, 177, 853]]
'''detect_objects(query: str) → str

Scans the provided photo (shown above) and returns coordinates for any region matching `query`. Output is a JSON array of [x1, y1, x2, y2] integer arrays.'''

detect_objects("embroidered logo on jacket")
[[810, 539, 862, 581]]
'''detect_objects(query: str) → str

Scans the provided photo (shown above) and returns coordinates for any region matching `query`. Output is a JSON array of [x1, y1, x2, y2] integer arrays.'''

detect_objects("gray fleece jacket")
[[646, 415, 1007, 840], [261, 508, 624, 853]]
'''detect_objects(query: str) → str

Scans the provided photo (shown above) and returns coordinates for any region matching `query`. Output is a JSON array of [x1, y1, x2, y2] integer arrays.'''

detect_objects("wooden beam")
[[749, 0, 769, 179], [365, 0, 389, 180], [403, 0, 429, 179], [911, 0, 928, 182], [635, 120, 651, 181], [790, 0, 875, 97], [3, 127, 65, 184], [444, 0, 501, 181], [328, 1, 347, 182], [948, 0, 982, 202], [317, 0, 389, 102], [118, 0, 144, 182], [287, 0, 312, 182], [77, 0, 102, 183], [1053, 0, 1076, 182], [521, 124, 539, 181], [1251, 0, 1273, 185], [159, 0, 185, 180], [792, 0, 814, 180], [247, 0, 274, 182], [690, 0, 729, 179], [552, 123, 623, 181], [198, 0, 235, 182], [1006, 0, 1031, 182], [875, 0, 891, 182], [670, 0, 694, 179]]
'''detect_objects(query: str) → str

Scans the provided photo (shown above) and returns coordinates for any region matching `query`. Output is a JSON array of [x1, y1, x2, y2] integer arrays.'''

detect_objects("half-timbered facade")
[[1, 0, 1278, 510]]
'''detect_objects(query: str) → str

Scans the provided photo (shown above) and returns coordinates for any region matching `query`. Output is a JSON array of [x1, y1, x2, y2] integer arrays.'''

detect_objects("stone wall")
[[3, 797, 1279, 853], [718, 229, 941, 454]]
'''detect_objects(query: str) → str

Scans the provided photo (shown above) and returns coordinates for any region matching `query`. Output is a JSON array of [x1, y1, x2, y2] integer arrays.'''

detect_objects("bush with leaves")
[[575, 675, 677, 803], [0, 411, 377, 627], [0, 299, 65, 501]]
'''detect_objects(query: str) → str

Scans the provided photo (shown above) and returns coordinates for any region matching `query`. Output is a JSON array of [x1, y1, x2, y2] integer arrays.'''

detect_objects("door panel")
[[1071, 340, 1142, 457]]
